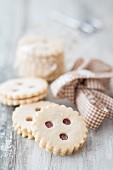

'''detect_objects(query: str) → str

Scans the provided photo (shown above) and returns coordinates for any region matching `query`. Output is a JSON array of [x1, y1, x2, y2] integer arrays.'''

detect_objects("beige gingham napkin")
[[51, 58, 113, 130]]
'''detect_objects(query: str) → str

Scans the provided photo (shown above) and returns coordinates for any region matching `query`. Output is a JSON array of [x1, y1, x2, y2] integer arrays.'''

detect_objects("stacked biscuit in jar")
[[15, 36, 65, 81]]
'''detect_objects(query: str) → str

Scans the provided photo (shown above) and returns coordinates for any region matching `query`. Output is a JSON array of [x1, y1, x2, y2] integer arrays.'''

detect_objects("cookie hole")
[[35, 108, 41, 112], [29, 85, 34, 88], [16, 82, 22, 85], [42, 39, 47, 43], [26, 116, 32, 121], [12, 89, 18, 92], [63, 118, 71, 125], [45, 121, 53, 128], [59, 133, 68, 140]]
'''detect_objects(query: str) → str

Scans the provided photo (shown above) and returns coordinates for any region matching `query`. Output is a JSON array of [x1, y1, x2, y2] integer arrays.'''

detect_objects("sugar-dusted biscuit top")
[[16, 36, 64, 58], [0, 78, 48, 100], [32, 104, 88, 156], [15, 36, 65, 81]]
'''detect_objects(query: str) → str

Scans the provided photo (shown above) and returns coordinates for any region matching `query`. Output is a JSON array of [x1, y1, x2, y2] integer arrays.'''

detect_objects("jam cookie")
[[32, 105, 88, 156], [15, 36, 65, 81], [0, 93, 46, 106], [0, 78, 48, 106], [12, 101, 55, 139]]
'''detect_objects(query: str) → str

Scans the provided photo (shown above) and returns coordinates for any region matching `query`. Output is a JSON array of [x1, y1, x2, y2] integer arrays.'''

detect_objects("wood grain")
[[0, 0, 113, 170]]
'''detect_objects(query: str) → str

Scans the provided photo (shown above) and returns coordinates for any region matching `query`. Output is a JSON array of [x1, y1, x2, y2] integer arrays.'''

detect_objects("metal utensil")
[[50, 11, 103, 34]]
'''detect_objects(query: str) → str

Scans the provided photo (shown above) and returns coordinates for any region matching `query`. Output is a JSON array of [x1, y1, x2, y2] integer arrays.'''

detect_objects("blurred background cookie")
[[15, 36, 65, 81]]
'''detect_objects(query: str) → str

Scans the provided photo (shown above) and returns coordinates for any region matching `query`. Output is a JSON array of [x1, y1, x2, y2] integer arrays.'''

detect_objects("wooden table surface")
[[0, 0, 113, 170]]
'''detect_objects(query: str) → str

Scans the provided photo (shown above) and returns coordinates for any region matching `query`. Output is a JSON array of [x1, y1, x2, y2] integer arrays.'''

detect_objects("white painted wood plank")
[[0, 0, 29, 169], [0, 0, 113, 170]]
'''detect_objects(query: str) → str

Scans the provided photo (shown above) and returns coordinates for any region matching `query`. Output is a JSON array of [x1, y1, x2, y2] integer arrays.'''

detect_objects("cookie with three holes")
[[0, 78, 48, 106], [32, 105, 88, 156], [12, 101, 55, 139]]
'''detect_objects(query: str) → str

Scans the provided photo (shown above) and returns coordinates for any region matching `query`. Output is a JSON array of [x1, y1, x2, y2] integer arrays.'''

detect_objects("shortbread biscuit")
[[0, 92, 47, 106], [0, 78, 48, 100], [15, 36, 65, 81], [32, 105, 88, 156], [12, 101, 55, 139], [18, 36, 63, 55]]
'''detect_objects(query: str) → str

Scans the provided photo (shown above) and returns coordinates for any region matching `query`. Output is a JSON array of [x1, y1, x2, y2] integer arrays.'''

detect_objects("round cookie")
[[0, 92, 46, 106], [17, 36, 63, 57], [12, 101, 56, 139], [15, 36, 65, 81], [32, 105, 88, 156], [0, 78, 48, 100]]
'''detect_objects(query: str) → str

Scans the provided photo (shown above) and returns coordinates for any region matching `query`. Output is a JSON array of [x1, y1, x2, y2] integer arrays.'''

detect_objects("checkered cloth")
[[51, 58, 113, 130]]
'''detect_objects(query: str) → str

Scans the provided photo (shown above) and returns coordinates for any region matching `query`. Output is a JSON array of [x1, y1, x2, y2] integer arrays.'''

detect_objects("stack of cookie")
[[0, 78, 48, 106], [15, 36, 65, 81], [12, 101, 88, 156], [0, 66, 88, 156], [0, 32, 88, 156]]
